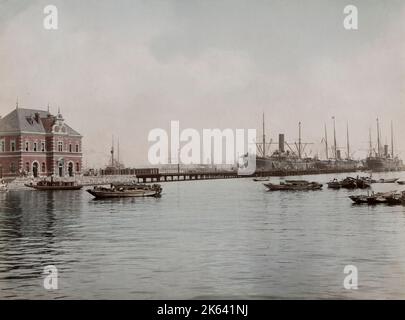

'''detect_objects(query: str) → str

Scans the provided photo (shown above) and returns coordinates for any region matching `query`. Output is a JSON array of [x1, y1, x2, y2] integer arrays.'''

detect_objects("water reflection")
[[1, 172, 405, 299]]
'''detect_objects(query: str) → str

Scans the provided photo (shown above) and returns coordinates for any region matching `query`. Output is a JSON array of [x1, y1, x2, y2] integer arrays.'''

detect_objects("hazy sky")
[[0, 0, 404, 167]]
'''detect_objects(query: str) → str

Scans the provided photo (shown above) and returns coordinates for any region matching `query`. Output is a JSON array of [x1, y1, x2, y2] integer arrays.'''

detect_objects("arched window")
[[76, 162, 80, 172]]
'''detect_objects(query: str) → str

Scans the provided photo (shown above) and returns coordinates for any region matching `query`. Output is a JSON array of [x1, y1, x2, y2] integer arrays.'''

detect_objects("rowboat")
[[377, 178, 399, 183], [87, 183, 162, 199], [327, 179, 341, 189]]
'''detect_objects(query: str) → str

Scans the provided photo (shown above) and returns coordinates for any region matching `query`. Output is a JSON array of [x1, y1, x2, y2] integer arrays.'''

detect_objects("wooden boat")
[[349, 195, 368, 204], [340, 177, 371, 189], [253, 177, 270, 182], [327, 179, 341, 189], [87, 183, 162, 199], [349, 191, 401, 205], [377, 178, 399, 183], [397, 181, 405, 185], [366, 194, 388, 205], [25, 179, 83, 190], [264, 180, 322, 191]]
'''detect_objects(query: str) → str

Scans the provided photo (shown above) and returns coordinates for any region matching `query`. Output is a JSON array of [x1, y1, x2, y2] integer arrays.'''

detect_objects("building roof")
[[0, 107, 81, 136]]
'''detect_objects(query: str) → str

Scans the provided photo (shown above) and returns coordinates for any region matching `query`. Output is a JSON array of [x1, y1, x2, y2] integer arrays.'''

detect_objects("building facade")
[[0, 107, 82, 178]]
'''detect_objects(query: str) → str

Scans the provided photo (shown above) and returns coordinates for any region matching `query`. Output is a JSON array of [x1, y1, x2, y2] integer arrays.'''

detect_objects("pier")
[[99, 167, 372, 183]]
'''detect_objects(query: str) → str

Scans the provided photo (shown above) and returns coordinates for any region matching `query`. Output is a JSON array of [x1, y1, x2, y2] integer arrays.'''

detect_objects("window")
[[76, 162, 80, 172], [25, 142, 29, 151], [25, 162, 30, 172], [11, 141, 16, 152], [10, 163, 16, 173], [69, 144, 72, 153], [33, 142, 37, 152], [75, 144, 79, 153], [58, 141, 63, 152], [41, 142, 45, 152], [41, 162, 46, 173], [0, 140, 4, 152]]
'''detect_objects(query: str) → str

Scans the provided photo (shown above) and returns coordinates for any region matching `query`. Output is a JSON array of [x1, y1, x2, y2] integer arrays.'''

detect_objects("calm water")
[[1, 172, 405, 299]]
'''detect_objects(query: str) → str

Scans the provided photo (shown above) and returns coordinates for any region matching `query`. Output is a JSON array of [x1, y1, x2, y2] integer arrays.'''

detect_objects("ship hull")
[[365, 157, 403, 171]]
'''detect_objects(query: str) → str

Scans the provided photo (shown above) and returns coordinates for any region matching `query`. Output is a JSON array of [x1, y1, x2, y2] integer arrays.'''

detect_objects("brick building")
[[0, 107, 82, 178]]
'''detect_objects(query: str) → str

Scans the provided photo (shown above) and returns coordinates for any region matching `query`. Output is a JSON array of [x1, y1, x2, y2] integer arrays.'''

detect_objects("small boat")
[[349, 191, 400, 205], [253, 177, 269, 182], [385, 192, 405, 205], [349, 195, 368, 204], [264, 180, 322, 191], [341, 177, 358, 189], [366, 194, 388, 205], [327, 179, 341, 189], [341, 177, 371, 189], [25, 179, 83, 190], [87, 183, 162, 199], [0, 179, 8, 192], [377, 178, 399, 183], [397, 181, 405, 185], [360, 176, 376, 183]]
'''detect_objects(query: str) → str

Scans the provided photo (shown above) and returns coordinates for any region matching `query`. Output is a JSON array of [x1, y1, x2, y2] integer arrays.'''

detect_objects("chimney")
[[278, 134, 285, 152], [34, 112, 40, 123], [384, 144, 389, 157]]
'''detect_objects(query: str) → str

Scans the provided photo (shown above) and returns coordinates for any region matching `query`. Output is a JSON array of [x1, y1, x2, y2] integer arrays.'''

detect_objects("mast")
[[298, 121, 302, 159], [262, 112, 266, 157], [324, 123, 329, 160], [332, 116, 337, 160], [368, 128, 372, 157], [117, 137, 120, 169], [391, 120, 394, 158], [346, 121, 350, 160], [111, 135, 114, 166], [376, 118, 381, 157]]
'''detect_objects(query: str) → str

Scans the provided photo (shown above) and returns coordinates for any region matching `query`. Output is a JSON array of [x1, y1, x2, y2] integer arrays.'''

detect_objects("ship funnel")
[[279, 134, 285, 152], [384, 144, 389, 157]]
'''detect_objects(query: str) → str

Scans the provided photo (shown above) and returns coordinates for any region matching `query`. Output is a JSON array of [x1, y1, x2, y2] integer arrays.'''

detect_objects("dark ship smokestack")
[[279, 134, 285, 153]]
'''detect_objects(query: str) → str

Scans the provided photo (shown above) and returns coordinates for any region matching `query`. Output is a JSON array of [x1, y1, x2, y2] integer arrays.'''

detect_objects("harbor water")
[[1, 172, 405, 299]]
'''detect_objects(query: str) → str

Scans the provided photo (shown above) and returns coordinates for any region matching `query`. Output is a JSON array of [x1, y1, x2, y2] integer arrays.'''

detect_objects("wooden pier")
[[133, 168, 367, 183]]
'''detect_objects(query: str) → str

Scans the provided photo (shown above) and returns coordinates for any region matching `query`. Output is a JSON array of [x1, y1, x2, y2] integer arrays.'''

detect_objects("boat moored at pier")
[[25, 179, 83, 190]]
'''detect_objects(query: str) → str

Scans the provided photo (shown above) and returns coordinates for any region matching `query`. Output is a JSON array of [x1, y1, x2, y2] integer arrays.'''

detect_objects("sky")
[[0, 0, 404, 168]]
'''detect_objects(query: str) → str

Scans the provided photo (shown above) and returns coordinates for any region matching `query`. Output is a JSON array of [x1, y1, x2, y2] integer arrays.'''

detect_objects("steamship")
[[255, 115, 360, 173], [365, 119, 403, 171], [255, 117, 319, 172]]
